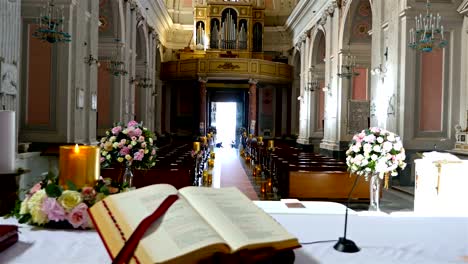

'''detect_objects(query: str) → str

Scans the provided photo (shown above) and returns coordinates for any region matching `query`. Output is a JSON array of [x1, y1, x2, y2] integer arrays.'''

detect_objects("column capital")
[[198, 76, 208, 83], [248, 78, 258, 85]]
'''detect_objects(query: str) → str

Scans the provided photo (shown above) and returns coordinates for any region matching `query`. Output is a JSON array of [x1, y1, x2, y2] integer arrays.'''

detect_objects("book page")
[[179, 187, 299, 252], [99, 184, 229, 263]]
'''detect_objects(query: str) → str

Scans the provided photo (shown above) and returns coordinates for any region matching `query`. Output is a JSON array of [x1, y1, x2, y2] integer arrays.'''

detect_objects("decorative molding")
[[198, 76, 208, 83], [458, 0, 468, 15], [217, 62, 240, 70]]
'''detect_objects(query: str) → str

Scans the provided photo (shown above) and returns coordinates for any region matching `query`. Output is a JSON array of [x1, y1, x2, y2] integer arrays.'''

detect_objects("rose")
[[134, 151, 144, 161], [103, 142, 113, 151], [58, 190, 83, 212], [81, 187, 96, 201], [30, 182, 42, 195], [119, 147, 130, 156], [20, 197, 30, 215], [41, 197, 66, 222], [127, 120, 139, 127], [111, 126, 122, 135], [28, 190, 48, 224], [67, 203, 89, 229]]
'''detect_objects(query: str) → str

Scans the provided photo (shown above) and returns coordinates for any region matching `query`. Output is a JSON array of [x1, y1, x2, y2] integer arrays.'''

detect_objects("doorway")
[[211, 102, 237, 148]]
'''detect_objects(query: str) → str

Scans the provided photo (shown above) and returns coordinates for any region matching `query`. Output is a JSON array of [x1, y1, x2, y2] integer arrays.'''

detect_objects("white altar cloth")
[[1, 202, 467, 264]]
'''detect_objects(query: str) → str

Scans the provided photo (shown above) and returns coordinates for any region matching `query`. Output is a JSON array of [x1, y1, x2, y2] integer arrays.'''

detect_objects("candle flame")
[[74, 144, 80, 153]]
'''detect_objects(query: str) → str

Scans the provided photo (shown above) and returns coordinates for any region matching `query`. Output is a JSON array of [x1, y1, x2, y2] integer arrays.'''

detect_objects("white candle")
[[0, 111, 16, 174]]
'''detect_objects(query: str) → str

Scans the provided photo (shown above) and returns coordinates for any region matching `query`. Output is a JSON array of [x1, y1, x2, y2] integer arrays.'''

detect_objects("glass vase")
[[122, 163, 134, 188], [369, 173, 381, 211]]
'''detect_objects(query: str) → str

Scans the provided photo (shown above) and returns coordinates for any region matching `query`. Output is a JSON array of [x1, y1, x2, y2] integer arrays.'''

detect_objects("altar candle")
[[59, 145, 100, 188], [0, 111, 16, 174], [258, 136, 263, 143], [268, 140, 274, 149], [201, 136, 207, 144], [193, 142, 200, 152]]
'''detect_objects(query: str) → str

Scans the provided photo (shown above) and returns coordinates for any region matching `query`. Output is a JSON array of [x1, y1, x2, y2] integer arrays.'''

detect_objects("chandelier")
[[408, 0, 447, 52], [338, 46, 359, 79], [106, 39, 128, 76], [33, 0, 71, 43], [137, 77, 152, 89], [306, 66, 320, 92]]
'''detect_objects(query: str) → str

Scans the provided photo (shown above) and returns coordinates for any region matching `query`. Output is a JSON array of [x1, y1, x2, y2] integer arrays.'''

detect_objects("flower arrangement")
[[12, 173, 130, 229], [99, 121, 157, 169], [346, 127, 407, 180]]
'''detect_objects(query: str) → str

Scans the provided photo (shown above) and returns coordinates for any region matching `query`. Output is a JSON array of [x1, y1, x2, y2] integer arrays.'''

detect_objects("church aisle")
[[212, 147, 259, 200]]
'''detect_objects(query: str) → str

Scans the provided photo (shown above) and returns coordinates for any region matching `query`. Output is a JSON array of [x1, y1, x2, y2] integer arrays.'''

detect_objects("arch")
[[338, 0, 373, 50], [310, 28, 326, 66]]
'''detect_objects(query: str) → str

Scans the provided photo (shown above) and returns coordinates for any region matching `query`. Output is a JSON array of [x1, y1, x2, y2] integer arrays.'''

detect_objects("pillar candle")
[[0, 111, 16, 174], [59, 145, 100, 188], [193, 142, 201, 152], [268, 140, 274, 149]]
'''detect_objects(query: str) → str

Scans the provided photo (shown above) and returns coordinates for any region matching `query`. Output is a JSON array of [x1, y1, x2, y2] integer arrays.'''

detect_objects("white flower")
[[371, 154, 378, 161], [377, 137, 384, 143], [361, 159, 369, 166], [131, 141, 137, 146], [387, 133, 395, 142], [122, 129, 128, 134], [394, 142, 403, 151], [363, 143, 372, 154], [106, 131, 110, 135], [352, 145, 361, 153], [106, 154, 111, 160], [110, 136, 116, 142], [113, 142, 119, 148], [125, 154, 132, 160], [373, 145, 381, 152], [100, 137, 106, 143], [382, 141, 393, 152], [101, 150, 108, 156]]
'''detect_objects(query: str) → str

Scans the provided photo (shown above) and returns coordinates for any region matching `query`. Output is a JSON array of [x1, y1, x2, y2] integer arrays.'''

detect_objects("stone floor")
[[213, 146, 415, 213]]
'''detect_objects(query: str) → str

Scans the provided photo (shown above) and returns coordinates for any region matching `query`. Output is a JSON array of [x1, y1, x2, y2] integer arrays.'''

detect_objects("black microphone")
[[333, 173, 360, 253]]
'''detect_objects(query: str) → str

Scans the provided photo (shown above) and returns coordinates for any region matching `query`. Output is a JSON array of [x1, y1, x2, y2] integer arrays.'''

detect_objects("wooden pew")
[[288, 171, 370, 200]]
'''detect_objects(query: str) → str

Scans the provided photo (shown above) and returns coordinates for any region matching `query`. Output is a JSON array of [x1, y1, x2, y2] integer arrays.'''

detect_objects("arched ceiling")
[[164, 0, 299, 27]]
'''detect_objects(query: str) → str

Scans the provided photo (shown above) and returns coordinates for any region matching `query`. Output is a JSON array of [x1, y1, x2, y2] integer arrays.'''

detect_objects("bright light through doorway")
[[213, 102, 237, 148]]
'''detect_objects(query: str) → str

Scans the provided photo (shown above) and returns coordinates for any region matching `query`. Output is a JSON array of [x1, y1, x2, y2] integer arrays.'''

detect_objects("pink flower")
[[67, 203, 89, 229], [134, 151, 144, 161], [81, 187, 96, 201], [138, 136, 145, 142], [42, 197, 66, 222], [128, 128, 142, 137], [119, 147, 130, 156], [30, 183, 42, 195], [151, 149, 156, 155], [111, 126, 122, 135], [120, 139, 127, 144], [131, 136, 137, 141], [127, 120, 139, 127], [141, 142, 147, 148]]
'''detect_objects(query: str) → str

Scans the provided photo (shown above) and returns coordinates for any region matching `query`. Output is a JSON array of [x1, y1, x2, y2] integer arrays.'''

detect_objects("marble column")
[[248, 78, 258, 135], [198, 77, 207, 135]]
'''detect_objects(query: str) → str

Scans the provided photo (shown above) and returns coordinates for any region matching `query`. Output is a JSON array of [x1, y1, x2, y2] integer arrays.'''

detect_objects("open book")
[[89, 184, 300, 264]]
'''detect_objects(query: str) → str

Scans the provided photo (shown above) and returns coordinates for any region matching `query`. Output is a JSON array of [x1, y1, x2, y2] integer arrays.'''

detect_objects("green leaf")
[[18, 214, 31, 224], [99, 186, 110, 195], [66, 180, 78, 191], [45, 184, 63, 198]]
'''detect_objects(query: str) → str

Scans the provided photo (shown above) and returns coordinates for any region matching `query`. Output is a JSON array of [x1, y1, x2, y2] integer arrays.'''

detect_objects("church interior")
[[0, 0, 468, 263]]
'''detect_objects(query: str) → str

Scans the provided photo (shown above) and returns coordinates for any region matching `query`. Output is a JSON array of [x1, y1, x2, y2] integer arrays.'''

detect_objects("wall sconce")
[[371, 63, 387, 82], [84, 55, 99, 66], [322, 84, 332, 96], [129, 77, 138, 85]]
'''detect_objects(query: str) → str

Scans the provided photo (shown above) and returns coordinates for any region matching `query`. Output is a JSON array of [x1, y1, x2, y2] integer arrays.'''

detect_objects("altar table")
[[1, 201, 467, 264]]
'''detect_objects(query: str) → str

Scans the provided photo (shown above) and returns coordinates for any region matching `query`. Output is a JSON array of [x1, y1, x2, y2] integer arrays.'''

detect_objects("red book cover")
[[0, 225, 18, 253]]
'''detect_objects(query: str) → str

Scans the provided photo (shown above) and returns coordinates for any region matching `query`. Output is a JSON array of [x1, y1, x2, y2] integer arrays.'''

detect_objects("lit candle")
[[59, 145, 100, 188], [201, 136, 207, 144], [258, 136, 263, 143], [268, 140, 274, 149], [210, 152, 215, 159], [193, 142, 201, 152]]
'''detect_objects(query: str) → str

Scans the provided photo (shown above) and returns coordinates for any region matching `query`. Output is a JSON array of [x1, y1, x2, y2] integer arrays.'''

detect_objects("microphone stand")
[[333, 173, 361, 253]]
